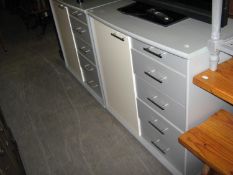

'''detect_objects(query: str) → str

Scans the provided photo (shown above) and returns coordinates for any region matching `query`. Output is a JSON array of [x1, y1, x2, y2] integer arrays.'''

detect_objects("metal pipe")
[[209, 0, 223, 71]]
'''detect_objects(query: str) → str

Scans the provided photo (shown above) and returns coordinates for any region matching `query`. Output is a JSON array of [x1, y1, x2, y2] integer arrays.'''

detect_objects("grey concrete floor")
[[0, 11, 171, 175]]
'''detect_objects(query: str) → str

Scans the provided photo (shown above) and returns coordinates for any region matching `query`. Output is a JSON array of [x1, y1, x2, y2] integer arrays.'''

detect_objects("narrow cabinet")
[[91, 19, 138, 134], [50, 0, 82, 81]]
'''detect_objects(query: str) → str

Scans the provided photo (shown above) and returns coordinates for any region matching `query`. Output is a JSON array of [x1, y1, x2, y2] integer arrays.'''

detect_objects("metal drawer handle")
[[84, 64, 94, 72], [72, 11, 83, 16], [144, 71, 166, 84], [87, 80, 99, 88], [151, 140, 169, 154], [147, 97, 168, 111], [148, 121, 168, 135], [143, 47, 162, 58], [75, 27, 86, 34], [80, 47, 90, 54], [111, 33, 125, 41], [58, 4, 65, 9]]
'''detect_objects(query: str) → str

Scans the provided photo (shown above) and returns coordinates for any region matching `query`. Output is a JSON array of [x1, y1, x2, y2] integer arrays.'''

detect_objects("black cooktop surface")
[[118, 2, 187, 27]]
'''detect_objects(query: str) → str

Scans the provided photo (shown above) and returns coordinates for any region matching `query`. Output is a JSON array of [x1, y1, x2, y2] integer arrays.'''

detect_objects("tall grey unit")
[[68, 6, 103, 102], [49, 0, 82, 82]]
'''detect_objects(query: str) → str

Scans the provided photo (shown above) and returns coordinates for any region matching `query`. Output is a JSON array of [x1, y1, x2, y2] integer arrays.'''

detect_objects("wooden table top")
[[179, 110, 233, 175], [193, 58, 233, 105]]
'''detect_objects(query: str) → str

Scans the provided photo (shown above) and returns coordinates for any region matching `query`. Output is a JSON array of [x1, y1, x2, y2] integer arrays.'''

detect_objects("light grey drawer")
[[136, 76, 186, 131], [79, 55, 102, 98], [70, 16, 91, 44], [132, 49, 186, 105], [138, 99, 184, 172], [76, 38, 95, 64], [68, 7, 87, 24], [132, 39, 187, 75]]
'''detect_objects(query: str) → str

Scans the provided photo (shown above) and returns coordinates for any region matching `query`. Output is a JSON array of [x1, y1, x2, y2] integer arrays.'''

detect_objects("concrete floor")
[[0, 11, 171, 175]]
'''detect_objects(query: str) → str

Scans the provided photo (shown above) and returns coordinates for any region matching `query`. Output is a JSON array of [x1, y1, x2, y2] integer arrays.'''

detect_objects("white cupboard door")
[[93, 20, 138, 134], [52, 1, 82, 81]]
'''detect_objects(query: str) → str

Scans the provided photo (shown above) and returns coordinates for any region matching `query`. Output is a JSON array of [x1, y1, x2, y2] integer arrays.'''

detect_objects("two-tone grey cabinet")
[[68, 7, 103, 101], [132, 38, 187, 174], [50, 0, 82, 81]]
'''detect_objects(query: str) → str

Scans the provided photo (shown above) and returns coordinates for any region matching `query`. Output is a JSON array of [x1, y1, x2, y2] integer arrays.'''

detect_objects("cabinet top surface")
[[57, 0, 120, 10], [87, 0, 233, 58]]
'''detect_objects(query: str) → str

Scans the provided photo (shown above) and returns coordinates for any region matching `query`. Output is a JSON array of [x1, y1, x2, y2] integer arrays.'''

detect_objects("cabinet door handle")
[[110, 33, 125, 41], [58, 4, 65, 9], [87, 80, 99, 88], [148, 121, 168, 135], [72, 11, 83, 16], [143, 47, 162, 58], [151, 140, 169, 154], [144, 71, 166, 84], [84, 64, 94, 72], [147, 97, 168, 111]]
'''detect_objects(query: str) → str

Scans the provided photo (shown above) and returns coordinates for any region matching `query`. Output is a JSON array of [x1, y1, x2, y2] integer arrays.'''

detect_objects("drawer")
[[76, 38, 95, 64], [136, 76, 186, 131], [79, 55, 102, 98], [68, 7, 87, 24], [132, 49, 186, 105], [138, 99, 184, 171], [132, 39, 187, 75], [70, 16, 91, 44]]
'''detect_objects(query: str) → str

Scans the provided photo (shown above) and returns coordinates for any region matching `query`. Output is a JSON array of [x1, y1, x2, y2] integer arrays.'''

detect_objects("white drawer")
[[132, 39, 187, 75], [79, 55, 102, 98], [68, 7, 87, 24], [136, 76, 186, 131], [138, 99, 185, 172], [132, 49, 186, 105], [70, 16, 91, 44]]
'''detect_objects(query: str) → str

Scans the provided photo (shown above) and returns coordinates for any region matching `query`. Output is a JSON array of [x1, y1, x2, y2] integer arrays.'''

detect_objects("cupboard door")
[[230, 0, 233, 17], [51, 0, 82, 81], [92, 20, 138, 133]]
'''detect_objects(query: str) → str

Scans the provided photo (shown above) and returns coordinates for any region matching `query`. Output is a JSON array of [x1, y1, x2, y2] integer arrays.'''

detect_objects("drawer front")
[[132, 39, 187, 75], [136, 77, 186, 131], [137, 99, 184, 172], [79, 55, 102, 98], [68, 8, 87, 24], [132, 49, 186, 105], [70, 16, 91, 44], [76, 38, 95, 64]]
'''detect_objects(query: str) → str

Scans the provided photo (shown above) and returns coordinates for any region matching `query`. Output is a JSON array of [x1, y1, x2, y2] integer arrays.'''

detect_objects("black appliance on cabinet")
[[132, 0, 229, 27]]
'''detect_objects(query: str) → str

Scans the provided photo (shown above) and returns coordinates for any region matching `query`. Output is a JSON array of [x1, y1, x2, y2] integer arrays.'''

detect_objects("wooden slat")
[[193, 58, 233, 105], [179, 110, 233, 175]]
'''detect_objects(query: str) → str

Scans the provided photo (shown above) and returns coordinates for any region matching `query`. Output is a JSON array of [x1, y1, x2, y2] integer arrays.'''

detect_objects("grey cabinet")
[[50, 0, 82, 81]]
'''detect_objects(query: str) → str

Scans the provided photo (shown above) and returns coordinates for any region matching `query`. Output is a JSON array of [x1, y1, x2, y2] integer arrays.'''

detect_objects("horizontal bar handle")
[[151, 140, 168, 155], [144, 71, 166, 84], [111, 33, 125, 41], [143, 47, 163, 58], [80, 47, 91, 54], [72, 11, 83, 16], [148, 121, 167, 135], [87, 80, 99, 88], [147, 97, 168, 111], [84, 64, 94, 72]]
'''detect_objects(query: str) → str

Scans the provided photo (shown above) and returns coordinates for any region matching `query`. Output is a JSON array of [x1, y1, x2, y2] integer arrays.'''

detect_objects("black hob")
[[118, 2, 187, 27]]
